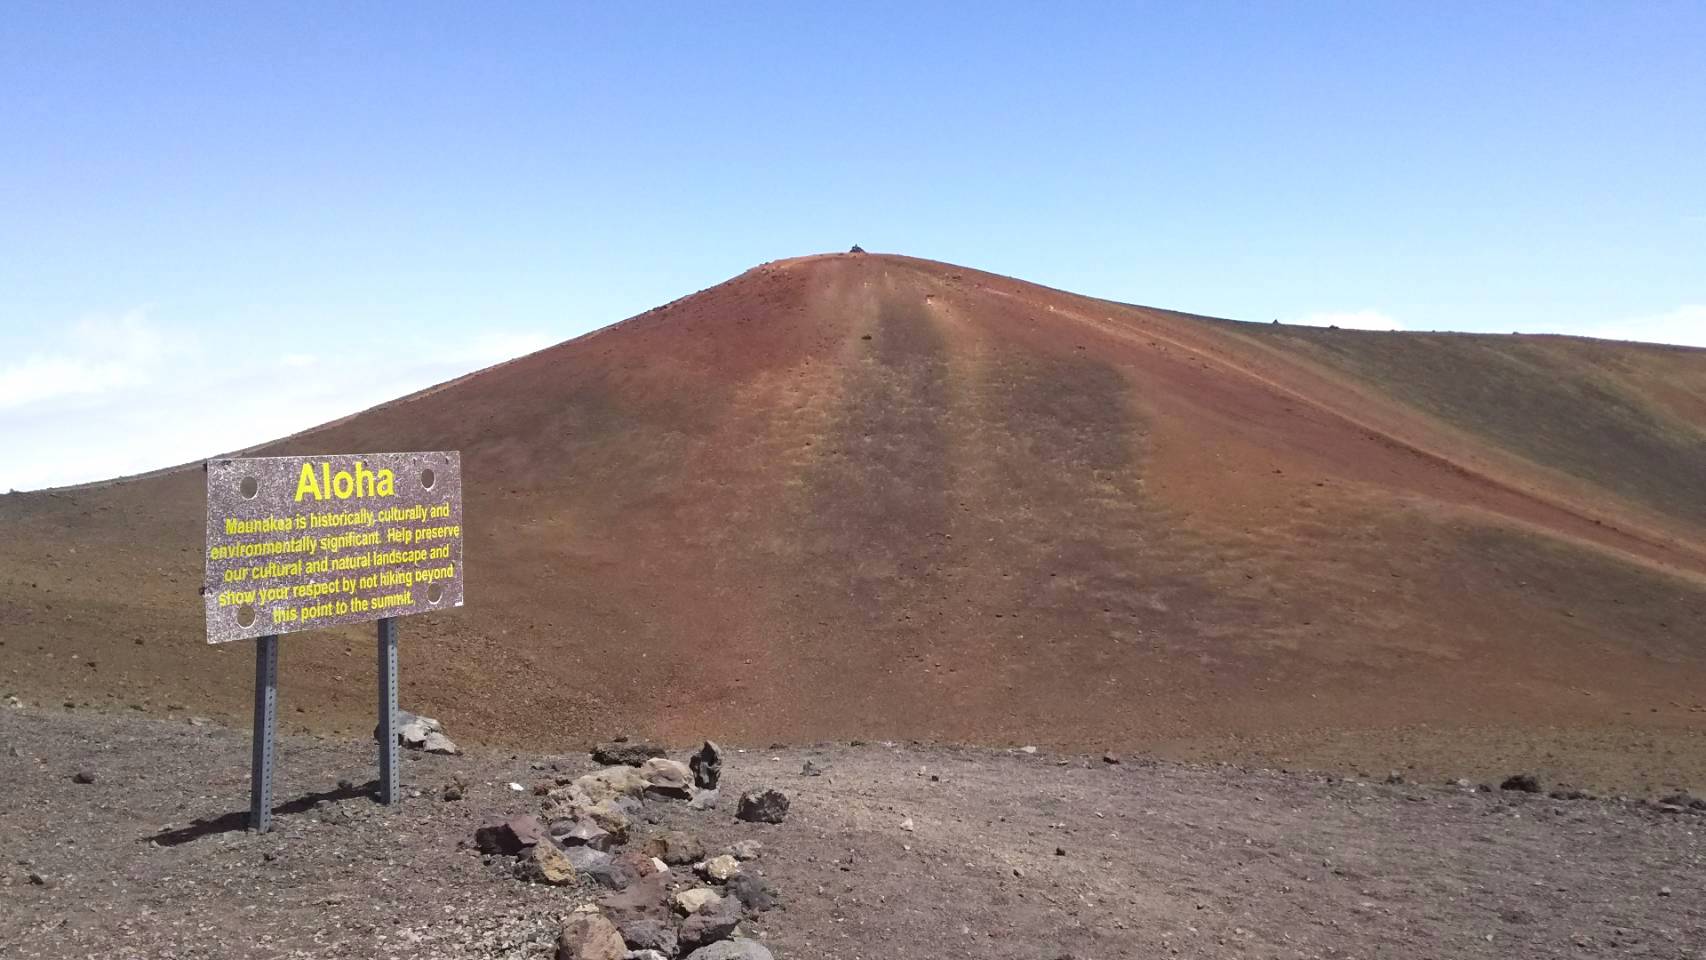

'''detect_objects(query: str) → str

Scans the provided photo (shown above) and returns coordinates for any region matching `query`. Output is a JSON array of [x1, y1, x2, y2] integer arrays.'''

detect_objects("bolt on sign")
[[205, 452, 463, 642]]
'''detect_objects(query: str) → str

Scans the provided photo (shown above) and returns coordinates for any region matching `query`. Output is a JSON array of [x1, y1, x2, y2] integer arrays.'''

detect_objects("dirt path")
[[1, 707, 1701, 958]]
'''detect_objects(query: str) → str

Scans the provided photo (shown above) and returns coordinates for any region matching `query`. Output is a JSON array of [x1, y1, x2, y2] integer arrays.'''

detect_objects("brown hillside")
[[4, 253, 1705, 790]]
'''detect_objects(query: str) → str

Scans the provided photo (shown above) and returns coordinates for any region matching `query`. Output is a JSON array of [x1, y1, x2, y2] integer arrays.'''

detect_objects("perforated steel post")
[[249, 635, 279, 832], [376, 617, 399, 804]]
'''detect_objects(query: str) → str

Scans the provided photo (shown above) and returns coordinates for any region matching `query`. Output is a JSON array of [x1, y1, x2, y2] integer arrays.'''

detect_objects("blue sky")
[[2, 2, 1703, 489]]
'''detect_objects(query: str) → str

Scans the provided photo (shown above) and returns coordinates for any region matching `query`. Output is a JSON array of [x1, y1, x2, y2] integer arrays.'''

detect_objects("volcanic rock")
[[800, 758, 826, 777], [422, 731, 460, 755], [515, 839, 577, 885], [724, 872, 777, 913], [613, 916, 677, 958], [553, 818, 619, 851], [735, 787, 790, 824], [684, 941, 774, 960], [641, 830, 705, 865], [1500, 774, 1542, 794], [699, 854, 740, 881], [678, 899, 742, 952], [689, 741, 722, 790], [599, 873, 672, 925], [674, 887, 725, 915], [592, 741, 668, 766], [575, 766, 651, 804], [474, 814, 549, 855], [558, 909, 627, 960], [728, 839, 762, 861], [640, 757, 694, 799]]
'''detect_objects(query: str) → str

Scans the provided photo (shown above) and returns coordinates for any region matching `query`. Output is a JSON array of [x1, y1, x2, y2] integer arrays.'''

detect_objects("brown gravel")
[[2, 705, 1702, 959]]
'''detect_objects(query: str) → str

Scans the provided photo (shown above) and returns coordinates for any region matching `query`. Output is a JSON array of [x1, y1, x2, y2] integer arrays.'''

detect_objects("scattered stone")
[[599, 873, 672, 925], [516, 839, 578, 885], [699, 854, 741, 881], [641, 830, 706, 866], [729, 839, 763, 861], [1659, 886, 1673, 897], [474, 814, 549, 856], [1055, 846, 1067, 856], [442, 775, 468, 801], [614, 917, 678, 958], [554, 818, 619, 851], [690, 741, 723, 790], [678, 899, 742, 951], [566, 845, 614, 874], [384, 711, 444, 748], [1500, 774, 1541, 794], [26, 871, 50, 887], [801, 758, 826, 777], [848, 244, 866, 254], [674, 887, 725, 915], [684, 941, 774, 960], [71, 770, 95, 784], [899, 816, 915, 832], [724, 872, 777, 913], [1659, 791, 1703, 810], [640, 757, 694, 799], [575, 766, 651, 804], [422, 731, 460, 755], [604, 851, 666, 891], [592, 741, 668, 767], [1102, 753, 1121, 765], [558, 910, 627, 960], [1385, 771, 1405, 785], [690, 788, 721, 811], [736, 787, 790, 824]]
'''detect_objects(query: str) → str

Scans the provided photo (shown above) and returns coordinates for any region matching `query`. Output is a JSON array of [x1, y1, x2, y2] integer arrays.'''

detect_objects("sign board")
[[204, 452, 463, 643]]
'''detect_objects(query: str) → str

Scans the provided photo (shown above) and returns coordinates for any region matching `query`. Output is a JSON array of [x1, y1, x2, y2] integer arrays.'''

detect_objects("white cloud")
[[1290, 310, 1405, 332], [0, 312, 559, 491], [1578, 305, 1706, 348], [0, 309, 164, 410]]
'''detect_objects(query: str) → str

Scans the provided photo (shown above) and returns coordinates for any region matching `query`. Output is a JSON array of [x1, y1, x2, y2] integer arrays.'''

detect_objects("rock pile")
[[379, 710, 461, 755], [474, 739, 784, 960]]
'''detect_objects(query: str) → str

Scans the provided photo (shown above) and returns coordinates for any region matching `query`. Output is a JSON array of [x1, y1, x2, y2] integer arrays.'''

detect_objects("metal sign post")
[[376, 617, 400, 805], [204, 452, 463, 833], [249, 635, 279, 832]]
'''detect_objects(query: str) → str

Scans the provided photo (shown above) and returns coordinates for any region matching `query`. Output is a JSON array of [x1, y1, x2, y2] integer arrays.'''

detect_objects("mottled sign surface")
[[204, 452, 463, 643]]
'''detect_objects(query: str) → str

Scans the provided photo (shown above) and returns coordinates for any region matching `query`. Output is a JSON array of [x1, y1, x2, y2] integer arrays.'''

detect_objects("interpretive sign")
[[204, 452, 463, 643], [204, 451, 464, 832]]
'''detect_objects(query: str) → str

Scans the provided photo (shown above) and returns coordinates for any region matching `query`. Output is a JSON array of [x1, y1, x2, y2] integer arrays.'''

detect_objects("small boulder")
[[553, 818, 619, 851], [684, 941, 774, 960], [558, 910, 627, 960], [699, 854, 741, 882], [613, 917, 677, 958], [592, 741, 668, 767], [422, 731, 460, 755], [604, 850, 666, 890], [640, 758, 694, 799], [575, 766, 651, 804], [599, 873, 672, 925], [71, 770, 95, 784], [728, 839, 762, 861], [678, 899, 742, 951], [674, 887, 725, 915], [724, 872, 777, 913], [1500, 773, 1542, 794], [642, 830, 706, 866], [516, 840, 577, 885], [735, 787, 790, 824], [800, 758, 826, 777], [441, 774, 468, 801], [690, 788, 721, 811], [848, 244, 866, 254], [689, 741, 723, 790], [475, 814, 550, 855]]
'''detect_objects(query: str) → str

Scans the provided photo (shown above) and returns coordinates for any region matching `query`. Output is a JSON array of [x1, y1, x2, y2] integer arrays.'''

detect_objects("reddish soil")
[[2, 253, 1705, 791]]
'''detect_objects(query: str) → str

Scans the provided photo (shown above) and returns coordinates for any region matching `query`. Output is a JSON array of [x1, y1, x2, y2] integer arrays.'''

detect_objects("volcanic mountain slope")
[[4, 253, 1706, 788]]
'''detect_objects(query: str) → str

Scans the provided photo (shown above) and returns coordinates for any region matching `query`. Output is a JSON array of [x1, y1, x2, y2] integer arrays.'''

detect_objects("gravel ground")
[[1, 705, 1702, 959]]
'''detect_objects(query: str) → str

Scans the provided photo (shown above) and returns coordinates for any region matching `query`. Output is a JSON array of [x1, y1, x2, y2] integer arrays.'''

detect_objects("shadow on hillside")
[[142, 780, 377, 846]]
